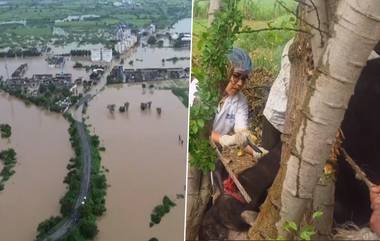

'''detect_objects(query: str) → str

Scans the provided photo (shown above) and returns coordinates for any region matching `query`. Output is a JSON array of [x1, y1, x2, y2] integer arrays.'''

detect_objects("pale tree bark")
[[303, 0, 330, 66], [208, 0, 221, 25], [311, 175, 335, 239], [249, 1, 380, 239], [277, 0, 380, 238]]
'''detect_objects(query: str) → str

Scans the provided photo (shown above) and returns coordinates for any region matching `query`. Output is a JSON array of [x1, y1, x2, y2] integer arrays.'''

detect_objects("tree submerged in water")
[[149, 196, 176, 227], [0, 124, 12, 138]]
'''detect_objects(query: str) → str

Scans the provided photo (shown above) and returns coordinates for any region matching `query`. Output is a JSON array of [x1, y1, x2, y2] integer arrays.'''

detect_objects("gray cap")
[[227, 48, 253, 75]]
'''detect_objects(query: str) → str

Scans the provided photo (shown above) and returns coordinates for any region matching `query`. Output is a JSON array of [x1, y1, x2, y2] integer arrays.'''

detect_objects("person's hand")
[[370, 186, 380, 210], [219, 132, 248, 147], [370, 186, 380, 236], [253, 146, 269, 160]]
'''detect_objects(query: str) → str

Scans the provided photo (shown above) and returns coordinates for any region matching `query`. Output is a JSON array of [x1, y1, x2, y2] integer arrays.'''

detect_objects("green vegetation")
[[171, 87, 188, 107], [0, 83, 79, 113], [0, 148, 17, 191], [0, 0, 192, 49], [149, 196, 176, 227], [278, 211, 324, 240], [36, 115, 107, 241], [0, 124, 12, 138], [190, 0, 243, 172], [36, 216, 63, 240], [192, 0, 296, 74], [149, 238, 159, 241]]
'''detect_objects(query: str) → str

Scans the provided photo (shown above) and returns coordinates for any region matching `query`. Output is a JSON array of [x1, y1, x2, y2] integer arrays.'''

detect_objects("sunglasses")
[[231, 72, 249, 84]]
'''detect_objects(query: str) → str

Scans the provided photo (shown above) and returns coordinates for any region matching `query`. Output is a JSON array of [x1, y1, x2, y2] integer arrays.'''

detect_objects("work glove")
[[219, 132, 248, 148], [253, 146, 269, 160]]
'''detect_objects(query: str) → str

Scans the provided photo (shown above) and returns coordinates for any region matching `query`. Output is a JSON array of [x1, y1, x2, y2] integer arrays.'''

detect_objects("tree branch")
[[276, 0, 329, 36], [341, 148, 375, 189], [238, 27, 311, 35], [293, 0, 312, 8], [307, 0, 325, 46]]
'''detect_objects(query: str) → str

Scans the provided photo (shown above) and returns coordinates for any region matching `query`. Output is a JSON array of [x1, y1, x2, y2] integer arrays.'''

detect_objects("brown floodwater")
[[0, 92, 72, 241], [0, 56, 90, 80], [87, 84, 188, 241]]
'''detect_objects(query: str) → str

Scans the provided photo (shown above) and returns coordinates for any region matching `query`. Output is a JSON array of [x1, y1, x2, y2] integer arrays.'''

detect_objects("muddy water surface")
[[87, 84, 187, 241], [0, 92, 72, 241]]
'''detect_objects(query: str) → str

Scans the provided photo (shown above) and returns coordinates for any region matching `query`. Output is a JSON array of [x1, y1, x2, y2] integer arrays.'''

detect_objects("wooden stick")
[[341, 148, 374, 189], [210, 141, 252, 203]]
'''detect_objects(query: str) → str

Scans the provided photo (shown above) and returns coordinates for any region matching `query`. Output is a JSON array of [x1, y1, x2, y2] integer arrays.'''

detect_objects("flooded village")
[[0, 0, 191, 239]]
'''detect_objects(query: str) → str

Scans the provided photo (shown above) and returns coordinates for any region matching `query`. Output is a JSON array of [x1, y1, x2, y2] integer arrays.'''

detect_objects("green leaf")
[[312, 210, 323, 220], [283, 221, 298, 233], [299, 229, 316, 240], [197, 119, 205, 128]]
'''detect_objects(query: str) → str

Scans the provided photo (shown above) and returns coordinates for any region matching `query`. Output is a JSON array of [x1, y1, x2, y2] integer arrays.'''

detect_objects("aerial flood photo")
[[0, 0, 191, 241]]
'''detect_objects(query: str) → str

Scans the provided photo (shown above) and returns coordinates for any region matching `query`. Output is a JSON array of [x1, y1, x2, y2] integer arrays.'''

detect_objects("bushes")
[[149, 196, 176, 227], [0, 124, 12, 138], [36, 116, 107, 241], [36, 216, 62, 240], [0, 148, 17, 190]]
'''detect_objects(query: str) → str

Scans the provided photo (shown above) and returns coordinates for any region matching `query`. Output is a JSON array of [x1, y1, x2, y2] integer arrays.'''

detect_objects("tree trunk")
[[303, 0, 329, 66], [186, 166, 211, 240], [248, 29, 314, 239], [277, 0, 380, 238], [250, 1, 380, 239], [312, 175, 335, 239], [208, 0, 221, 25]]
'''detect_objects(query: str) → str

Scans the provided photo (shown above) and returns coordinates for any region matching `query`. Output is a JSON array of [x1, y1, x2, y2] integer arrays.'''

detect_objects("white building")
[[102, 48, 113, 62], [115, 35, 138, 53], [149, 24, 156, 34], [91, 49, 101, 62]]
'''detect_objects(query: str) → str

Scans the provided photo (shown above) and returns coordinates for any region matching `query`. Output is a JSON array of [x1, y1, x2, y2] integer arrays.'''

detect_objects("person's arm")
[[370, 186, 380, 236], [211, 131, 221, 144]]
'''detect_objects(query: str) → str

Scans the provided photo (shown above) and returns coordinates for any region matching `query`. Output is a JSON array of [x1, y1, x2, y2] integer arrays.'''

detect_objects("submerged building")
[[91, 48, 113, 62]]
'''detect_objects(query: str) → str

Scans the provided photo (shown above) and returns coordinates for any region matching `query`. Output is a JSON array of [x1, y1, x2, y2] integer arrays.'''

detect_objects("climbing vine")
[[189, 0, 243, 172]]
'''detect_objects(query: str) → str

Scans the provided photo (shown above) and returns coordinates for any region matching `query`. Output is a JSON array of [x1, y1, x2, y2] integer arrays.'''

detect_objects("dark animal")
[[199, 194, 250, 241], [334, 58, 380, 226], [238, 143, 282, 210], [199, 144, 282, 240]]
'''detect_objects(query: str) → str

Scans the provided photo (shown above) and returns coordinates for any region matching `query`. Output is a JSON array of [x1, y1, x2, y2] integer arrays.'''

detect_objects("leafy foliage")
[[0, 124, 12, 138], [36, 115, 107, 241], [149, 196, 176, 227], [280, 210, 323, 240], [189, 0, 243, 172], [0, 148, 17, 190]]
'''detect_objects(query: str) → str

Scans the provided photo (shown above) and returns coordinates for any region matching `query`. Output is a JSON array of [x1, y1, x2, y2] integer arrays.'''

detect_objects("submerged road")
[[40, 121, 92, 241]]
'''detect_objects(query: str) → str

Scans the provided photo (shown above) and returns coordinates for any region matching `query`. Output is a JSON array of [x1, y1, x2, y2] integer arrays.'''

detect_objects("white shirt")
[[263, 39, 293, 133], [213, 92, 249, 135], [189, 78, 198, 107], [190, 78, 249, 135]]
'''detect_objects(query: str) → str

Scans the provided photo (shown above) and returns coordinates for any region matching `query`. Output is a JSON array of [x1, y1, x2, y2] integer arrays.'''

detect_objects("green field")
[[0, 0, 192, 49], [192, 0, 296, 74]]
